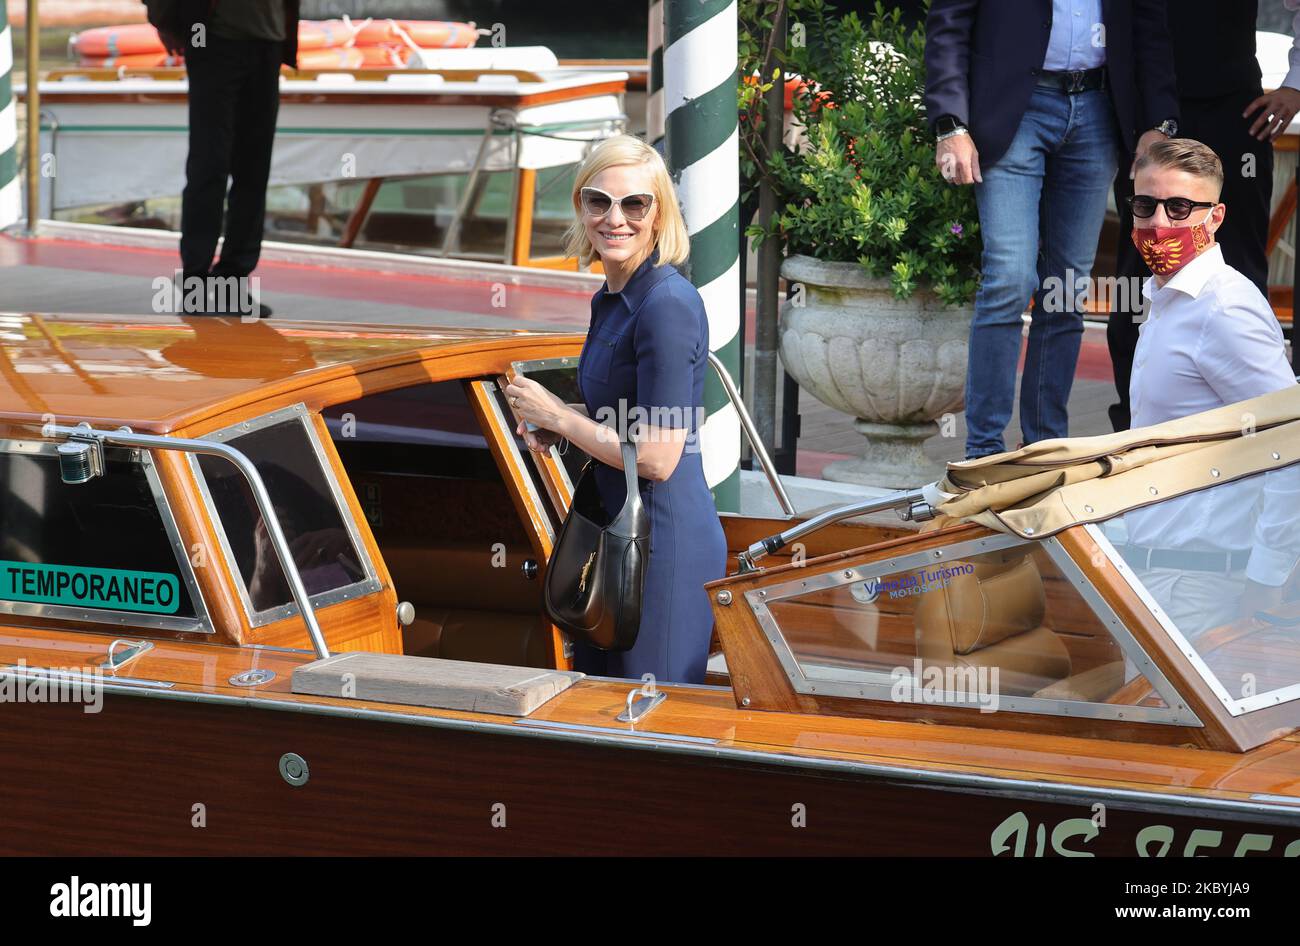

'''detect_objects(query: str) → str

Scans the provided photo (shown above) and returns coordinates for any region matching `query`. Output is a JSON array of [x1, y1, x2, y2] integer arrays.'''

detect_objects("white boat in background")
[[19, 46, 628, 269]]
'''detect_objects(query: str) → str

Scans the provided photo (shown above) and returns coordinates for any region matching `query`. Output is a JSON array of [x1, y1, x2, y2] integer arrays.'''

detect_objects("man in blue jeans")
[[924, 1, 1179, 458]]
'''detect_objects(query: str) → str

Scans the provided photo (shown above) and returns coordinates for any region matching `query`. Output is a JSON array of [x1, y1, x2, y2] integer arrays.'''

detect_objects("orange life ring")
[[350, 20, 479, 49], [298, 20, 356, 51], [71, 24, 166, 58], [355, 45, 413, 68], [79, 52, 184, 69], [295, 47, 368, 70]]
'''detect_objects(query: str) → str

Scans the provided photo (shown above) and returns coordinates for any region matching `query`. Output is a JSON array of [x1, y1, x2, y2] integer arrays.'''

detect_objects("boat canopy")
[[935, 385, 1300, 539]]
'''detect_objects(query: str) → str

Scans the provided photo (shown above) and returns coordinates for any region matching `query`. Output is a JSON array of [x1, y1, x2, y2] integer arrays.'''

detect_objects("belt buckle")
[[1067, 69, 1086, 93], [1222, 551, 1240, 576], [1121, 545, 1152, 570]]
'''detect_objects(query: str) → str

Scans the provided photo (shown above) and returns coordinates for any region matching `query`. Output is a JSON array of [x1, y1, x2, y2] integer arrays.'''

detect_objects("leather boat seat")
[[914, 549, 1071, 696], [1033, 660, 1126, 702]]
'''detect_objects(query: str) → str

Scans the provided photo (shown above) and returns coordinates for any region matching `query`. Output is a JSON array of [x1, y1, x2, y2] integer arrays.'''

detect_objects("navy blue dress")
[[573, 249, 727, 685]]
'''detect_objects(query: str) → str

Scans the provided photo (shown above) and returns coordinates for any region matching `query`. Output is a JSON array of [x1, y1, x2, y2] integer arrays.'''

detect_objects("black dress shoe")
[[181, 295, 271, 319]]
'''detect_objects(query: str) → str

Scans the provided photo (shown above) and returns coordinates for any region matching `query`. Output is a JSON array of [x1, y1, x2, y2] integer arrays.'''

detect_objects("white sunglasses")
[[580, 187, 656, 221]]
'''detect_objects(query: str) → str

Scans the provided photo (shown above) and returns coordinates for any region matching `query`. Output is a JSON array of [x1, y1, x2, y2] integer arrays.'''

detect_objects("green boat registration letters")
[[1, 560, 181, 615]]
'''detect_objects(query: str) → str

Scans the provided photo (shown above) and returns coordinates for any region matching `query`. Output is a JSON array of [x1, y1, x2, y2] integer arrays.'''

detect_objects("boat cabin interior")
[[2, 315, 1299, 770]]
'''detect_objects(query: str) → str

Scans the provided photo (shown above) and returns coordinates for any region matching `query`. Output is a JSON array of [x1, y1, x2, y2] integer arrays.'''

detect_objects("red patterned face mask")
[[1130, 210, 1214, 276]]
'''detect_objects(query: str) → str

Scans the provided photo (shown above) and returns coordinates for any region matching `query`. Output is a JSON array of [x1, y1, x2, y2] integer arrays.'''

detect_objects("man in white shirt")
[[1106, 0, 1300, 432], [1116, 138, 1300, 640]]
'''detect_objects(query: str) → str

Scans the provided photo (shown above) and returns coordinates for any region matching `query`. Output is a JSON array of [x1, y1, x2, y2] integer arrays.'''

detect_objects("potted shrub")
[[748, 1, 982, 487]]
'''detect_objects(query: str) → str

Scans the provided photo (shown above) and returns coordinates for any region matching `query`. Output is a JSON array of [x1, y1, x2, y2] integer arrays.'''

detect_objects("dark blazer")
[[1170, 0, 1261, 99], [144, 0, 301, 67], [924, 0, 1179, 168]]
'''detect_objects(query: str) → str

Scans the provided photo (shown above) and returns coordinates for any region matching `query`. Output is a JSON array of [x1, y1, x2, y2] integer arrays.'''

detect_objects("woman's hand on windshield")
[[517, 421, 562, 454], [504, 376, 570, 434]]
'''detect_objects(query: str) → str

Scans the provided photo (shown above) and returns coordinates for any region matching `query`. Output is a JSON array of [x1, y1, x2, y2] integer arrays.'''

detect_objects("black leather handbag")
[[544, 440, 650, 651]]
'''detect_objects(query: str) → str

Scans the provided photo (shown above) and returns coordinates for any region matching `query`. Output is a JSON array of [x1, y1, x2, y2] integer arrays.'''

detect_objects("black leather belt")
[[1116, 544, 1250, 575], [1036, 67, 1107, 93]]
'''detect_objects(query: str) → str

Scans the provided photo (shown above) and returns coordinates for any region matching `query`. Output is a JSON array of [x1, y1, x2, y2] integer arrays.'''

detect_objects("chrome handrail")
[[736, 486, 936, 574], [43, 423, 331, 660], [706, 351, 796, 516]]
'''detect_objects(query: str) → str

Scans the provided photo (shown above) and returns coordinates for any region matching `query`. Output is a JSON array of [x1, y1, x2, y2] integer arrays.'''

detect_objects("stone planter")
[[779, 254, 974, 488]]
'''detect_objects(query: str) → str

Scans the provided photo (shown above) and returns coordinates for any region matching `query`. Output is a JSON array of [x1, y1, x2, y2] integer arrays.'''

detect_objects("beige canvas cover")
[[936, 385, 1300, 538]]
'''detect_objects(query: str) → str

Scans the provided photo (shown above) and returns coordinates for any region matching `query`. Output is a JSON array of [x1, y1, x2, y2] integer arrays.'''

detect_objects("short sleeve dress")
[[574, 248, 728, 685]]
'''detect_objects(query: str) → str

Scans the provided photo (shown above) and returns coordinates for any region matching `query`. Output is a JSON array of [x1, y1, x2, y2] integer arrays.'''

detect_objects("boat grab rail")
[[705, 351, 796, 518], [42, 423, 331, 660], [701, 351, 941, 561], [736, 485, 938, 574]]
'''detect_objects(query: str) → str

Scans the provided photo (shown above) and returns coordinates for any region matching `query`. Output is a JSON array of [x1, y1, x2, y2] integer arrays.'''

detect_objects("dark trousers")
[[180, 36, 283, 282], [1107, 88, 1274, 431]]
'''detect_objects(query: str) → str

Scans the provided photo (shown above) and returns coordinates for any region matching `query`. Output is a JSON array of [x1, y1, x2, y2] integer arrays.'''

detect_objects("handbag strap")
[[607, 439, 645, 537]]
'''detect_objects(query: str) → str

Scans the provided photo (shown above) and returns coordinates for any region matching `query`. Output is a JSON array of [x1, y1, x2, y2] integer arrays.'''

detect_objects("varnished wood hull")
[[2, 694, 1297, 856]]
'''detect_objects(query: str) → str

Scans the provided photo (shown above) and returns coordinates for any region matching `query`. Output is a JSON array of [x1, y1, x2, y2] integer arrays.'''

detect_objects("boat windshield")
[[750, 529, 1192, 726], [1094, 458, 1300, 715], [192, 404, 376, 620]]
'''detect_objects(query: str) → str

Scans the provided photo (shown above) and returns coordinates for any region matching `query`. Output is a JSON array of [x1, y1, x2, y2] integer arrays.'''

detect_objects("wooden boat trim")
[[467, 378, 571, 668], [469, 380, 556, 549], [4, 661, 1297, 828], [0, 325, 586, 434], [172, 334, 588, 437]]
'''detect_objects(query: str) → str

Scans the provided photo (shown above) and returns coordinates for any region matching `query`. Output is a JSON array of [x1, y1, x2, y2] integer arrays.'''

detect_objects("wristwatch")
[[935, 115, 966, 136], [1155, 118, 1178, 137]]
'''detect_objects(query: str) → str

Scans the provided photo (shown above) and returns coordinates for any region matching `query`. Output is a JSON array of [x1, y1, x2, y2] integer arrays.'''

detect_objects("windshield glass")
[[0, 441, 206, 631], [195, 409, 370, 615], [1096, 459, 1300, 713], [752, 531, 1189, 724]]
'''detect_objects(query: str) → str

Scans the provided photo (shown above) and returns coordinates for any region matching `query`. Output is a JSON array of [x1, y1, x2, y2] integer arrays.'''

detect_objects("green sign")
[[0, 561, 180, 615]]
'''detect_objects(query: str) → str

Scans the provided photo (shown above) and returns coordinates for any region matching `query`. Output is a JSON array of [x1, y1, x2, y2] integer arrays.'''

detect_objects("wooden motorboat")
[[1, 312, 1299, 856]]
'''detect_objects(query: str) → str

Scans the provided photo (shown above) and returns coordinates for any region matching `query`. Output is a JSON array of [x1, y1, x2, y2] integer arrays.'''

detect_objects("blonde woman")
[[504, 135, 726, 685]]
